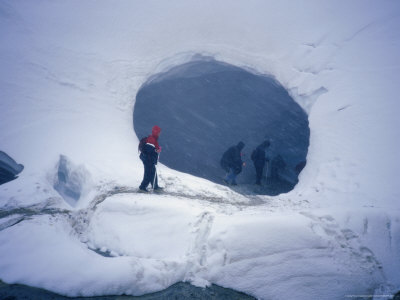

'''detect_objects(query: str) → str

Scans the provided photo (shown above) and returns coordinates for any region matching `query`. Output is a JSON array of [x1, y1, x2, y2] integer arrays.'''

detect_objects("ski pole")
[[152, 165, 157, 190], [152, 152, 160, 190]]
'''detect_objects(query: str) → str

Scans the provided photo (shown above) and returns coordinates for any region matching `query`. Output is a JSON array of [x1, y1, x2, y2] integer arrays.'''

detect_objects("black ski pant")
[[140, 161, 158, 189]]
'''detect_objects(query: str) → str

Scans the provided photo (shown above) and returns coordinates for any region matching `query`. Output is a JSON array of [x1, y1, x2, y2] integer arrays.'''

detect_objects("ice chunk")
[[53, 155, 91, 206], [0, 151, 24, 185]]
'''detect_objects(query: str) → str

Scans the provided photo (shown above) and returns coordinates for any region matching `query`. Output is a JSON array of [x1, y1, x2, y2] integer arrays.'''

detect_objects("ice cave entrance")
[[134, 58, 309, 195]]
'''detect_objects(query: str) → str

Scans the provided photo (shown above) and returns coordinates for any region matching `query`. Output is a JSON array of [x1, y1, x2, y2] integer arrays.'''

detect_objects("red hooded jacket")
[[146, 125, 161, 151]]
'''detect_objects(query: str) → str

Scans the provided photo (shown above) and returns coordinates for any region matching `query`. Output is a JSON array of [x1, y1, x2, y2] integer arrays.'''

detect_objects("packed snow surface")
[[0, 0, 400, 299]]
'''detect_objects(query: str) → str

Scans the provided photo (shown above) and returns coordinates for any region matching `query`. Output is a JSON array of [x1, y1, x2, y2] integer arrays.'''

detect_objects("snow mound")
[[0, 193, 387, 299]]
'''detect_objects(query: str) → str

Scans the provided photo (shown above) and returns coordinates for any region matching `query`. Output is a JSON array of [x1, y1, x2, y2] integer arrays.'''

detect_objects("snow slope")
[[1, 0, 400, 299]]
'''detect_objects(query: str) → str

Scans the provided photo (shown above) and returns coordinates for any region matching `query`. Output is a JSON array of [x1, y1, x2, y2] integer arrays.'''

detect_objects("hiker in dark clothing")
[[220, 141, 245, 185], [139, 125, 162, 192], [251, 140, 271, 185]]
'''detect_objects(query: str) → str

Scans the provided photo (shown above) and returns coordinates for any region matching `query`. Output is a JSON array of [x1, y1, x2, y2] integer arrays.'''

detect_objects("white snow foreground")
[[0, 190, 392, 299], [1, 0, 400, 299]]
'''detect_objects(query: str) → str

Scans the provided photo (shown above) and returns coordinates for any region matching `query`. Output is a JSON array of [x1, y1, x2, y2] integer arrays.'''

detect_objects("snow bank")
[[0, 195, 387, 298], [0, 212, 183, 297], [0, 0, 400, 299]]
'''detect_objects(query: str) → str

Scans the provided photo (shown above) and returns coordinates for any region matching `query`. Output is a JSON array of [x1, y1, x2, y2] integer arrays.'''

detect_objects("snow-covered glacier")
[[0, 1, 399, 299]]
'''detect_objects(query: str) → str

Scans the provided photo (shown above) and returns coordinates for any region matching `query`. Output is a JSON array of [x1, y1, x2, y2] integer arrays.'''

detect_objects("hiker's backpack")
[[138, 137, 147, 153]]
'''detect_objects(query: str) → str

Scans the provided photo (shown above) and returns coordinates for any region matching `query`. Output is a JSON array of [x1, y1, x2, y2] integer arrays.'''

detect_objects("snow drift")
[[0, 0, 400, 299]]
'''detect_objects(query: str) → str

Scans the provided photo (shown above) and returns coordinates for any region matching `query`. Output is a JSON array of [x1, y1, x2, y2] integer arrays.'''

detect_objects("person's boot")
[[153, 185, 163, 192], [139, 186, 148, 193]]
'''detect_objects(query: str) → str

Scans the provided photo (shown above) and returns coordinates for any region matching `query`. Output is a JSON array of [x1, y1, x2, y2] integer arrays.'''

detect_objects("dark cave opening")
[[134, 58, 309, 195]]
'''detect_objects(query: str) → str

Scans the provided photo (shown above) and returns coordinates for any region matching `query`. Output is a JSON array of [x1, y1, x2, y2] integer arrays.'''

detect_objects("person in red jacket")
[[139, 125, 162, 192]]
